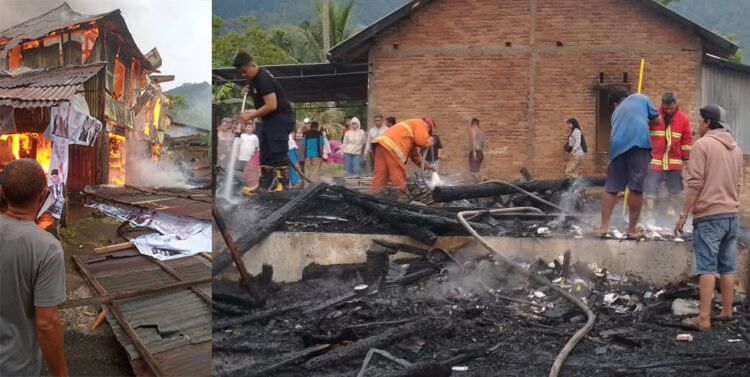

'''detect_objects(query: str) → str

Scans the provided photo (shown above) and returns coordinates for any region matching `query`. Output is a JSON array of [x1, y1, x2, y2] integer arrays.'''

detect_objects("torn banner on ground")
[[87, 199, 211, 260]]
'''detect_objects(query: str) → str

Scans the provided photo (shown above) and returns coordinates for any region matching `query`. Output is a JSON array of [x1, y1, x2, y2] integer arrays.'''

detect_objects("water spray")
[[222, 88, 248, 200]]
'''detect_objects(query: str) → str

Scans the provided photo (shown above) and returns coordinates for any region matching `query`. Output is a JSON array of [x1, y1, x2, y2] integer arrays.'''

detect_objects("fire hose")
[[456, 208, 596, 377]]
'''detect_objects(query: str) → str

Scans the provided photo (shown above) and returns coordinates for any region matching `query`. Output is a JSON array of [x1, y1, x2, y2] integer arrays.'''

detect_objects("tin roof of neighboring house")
[[0, 63, 105, 108]]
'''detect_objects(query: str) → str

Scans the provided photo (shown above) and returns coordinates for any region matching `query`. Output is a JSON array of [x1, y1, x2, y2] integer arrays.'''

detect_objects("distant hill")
[[213, 0, 408, 31], [668, 0, 749, 53], [165, 82, 211, 130], [214, 0, 747, 58]]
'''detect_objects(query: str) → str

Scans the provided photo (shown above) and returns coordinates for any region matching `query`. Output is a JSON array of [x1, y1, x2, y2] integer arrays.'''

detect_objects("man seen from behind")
[[1, 159, 68, 377]]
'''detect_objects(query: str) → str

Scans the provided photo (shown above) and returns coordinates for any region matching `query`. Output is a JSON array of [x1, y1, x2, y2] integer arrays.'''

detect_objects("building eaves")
[[328, 0, 739, 62], [0, 63, 105, 108]]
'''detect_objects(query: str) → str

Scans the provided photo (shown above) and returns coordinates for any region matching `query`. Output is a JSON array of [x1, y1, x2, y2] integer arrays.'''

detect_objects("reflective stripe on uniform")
[[374, 122, 415, 163], [651, 159, 662, 165], [669, 159, 683, 165], [650, 131, 666, 136], [662, 125, 672, 170], [396, 122, 414, 138], [375, 135, 407, 163], [671, 132, 682, 138], [681, 145, 692, 150]]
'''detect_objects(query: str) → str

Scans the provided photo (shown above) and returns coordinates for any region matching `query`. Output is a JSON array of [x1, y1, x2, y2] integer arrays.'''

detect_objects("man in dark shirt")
[[234, 52, 295, 191]]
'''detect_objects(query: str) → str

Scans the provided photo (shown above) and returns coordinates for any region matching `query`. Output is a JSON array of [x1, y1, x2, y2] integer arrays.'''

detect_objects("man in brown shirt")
[[675, 105, 743, 331]]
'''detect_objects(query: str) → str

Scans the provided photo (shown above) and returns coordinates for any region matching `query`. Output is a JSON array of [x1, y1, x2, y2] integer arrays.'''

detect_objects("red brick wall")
[[369, 0, 704, 180]]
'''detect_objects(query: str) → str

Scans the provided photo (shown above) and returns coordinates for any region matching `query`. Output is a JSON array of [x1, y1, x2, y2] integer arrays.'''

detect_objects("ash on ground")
[[212, 250, 750, 377]]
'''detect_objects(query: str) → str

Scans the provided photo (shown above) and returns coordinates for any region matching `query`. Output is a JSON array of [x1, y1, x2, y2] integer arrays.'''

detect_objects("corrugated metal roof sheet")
[[0, 63, 105, 88], [77, 249, 211, 377], [0, 3, 154, 71], [85, 185, 212, 221], [0, 63, 105, 108], [0, 3, 114, 51]]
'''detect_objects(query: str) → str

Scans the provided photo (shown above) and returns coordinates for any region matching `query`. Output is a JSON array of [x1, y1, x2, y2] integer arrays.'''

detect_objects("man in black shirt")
[[234, 52, 295, 191]]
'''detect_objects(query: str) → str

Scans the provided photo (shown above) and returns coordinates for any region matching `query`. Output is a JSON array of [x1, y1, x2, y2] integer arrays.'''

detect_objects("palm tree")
[[271, 0, 356, 63]]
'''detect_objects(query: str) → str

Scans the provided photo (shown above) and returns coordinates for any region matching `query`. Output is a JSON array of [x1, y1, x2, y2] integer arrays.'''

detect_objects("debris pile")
[[212, 245, 750, 377]]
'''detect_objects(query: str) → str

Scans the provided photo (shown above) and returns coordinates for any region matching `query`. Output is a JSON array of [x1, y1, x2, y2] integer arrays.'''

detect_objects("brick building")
[[328, 0, 742, 180]]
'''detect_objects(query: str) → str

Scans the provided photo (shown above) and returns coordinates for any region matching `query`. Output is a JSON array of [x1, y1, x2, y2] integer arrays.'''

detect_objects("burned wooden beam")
[[304, 318, 434, 370], [213, 204, 265, 306], [212, 301, 313, 331], [233, 344, 332, 377], [387, 266, 440, 286], [384, 344, 492, 377], [302, 262, 368, 281], [213, 182, 328, 275], [431, 176, 606, 202]]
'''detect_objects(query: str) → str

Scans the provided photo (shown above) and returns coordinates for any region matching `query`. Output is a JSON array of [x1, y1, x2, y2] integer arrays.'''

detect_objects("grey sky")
[[0, 0, 211, 90]]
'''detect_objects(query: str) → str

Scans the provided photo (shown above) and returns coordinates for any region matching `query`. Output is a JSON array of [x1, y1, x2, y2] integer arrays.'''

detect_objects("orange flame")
[[0, 134, 51, 173], [153, 97, 161, 129], [108, 133, 126, 185]]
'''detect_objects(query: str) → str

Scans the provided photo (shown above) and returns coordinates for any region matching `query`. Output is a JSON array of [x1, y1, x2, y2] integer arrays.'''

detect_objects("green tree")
[[165, 94, 189, 116], [724, 33, 744, 63], [212, 15, 290, 67]]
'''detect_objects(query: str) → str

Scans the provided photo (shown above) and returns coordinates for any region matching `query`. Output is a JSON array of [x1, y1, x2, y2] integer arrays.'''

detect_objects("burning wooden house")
[[0, 2, 171, 191]]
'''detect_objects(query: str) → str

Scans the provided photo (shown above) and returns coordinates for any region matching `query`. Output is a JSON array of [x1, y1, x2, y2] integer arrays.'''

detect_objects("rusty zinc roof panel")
[[0, 3, 114, 51], [0, 63, 105, 108], [78, 249, 211, 377], [85, 185, 212, 221], [0, 63, 106, 88]]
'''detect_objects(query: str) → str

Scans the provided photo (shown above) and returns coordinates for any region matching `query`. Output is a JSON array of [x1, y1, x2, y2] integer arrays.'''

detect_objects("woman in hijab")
[[564, 118, 587, 178], [341, 117, 367, 176]]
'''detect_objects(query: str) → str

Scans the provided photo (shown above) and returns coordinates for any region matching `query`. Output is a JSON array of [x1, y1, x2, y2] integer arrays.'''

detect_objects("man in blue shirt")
[[299, 121, 326, 185], [595, 87, 663, 239]]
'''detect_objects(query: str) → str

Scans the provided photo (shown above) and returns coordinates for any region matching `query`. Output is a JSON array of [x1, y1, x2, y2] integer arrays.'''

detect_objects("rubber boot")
[[275, 166, 289, 191], [241, 183, 259, 196], [260, 166, 275, 192]]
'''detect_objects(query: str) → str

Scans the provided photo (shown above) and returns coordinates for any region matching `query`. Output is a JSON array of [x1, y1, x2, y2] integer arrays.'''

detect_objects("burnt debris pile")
[[212, 244, 750, 377]]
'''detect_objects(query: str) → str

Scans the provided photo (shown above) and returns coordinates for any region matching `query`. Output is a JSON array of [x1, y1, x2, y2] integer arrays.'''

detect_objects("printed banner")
[[45, 96, 103, 146], [131, 229, 212, 261], [85, 199, 212, 260], [46, 139, 70, 219]]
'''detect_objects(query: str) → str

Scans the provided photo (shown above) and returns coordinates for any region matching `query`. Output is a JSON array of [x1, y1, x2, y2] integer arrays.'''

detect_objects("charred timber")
[[431, 176, 606, 202], [212, 301, 313, 331], [304, 318, 434, 370], [335, 187, 495, 238], [384, 345, 489, 377], [212, 182, 328, 275]]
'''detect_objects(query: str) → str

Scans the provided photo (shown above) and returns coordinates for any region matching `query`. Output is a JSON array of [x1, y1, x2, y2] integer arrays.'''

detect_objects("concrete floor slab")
[[225, 232, 749, 292]]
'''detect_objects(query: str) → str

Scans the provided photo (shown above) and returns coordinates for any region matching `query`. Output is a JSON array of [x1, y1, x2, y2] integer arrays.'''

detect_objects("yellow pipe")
[[623, 58, 646, 214]]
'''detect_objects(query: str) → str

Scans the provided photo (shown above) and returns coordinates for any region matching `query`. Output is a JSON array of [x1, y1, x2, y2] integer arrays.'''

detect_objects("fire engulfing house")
[[0, 2, 172, 194]]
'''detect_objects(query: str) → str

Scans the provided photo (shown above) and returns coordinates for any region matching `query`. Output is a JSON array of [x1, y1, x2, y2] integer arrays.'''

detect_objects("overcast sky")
[[0, 0, 211, 90]]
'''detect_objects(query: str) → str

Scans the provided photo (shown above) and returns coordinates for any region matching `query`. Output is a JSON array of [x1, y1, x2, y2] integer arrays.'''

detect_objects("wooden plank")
[[59, 276, 212, 309], [72, 255, 167, 377], [93, 242, 134, 254], [149, 257, 212, 304], [212, 182, 328, 275], [212, 205, 264, 305]]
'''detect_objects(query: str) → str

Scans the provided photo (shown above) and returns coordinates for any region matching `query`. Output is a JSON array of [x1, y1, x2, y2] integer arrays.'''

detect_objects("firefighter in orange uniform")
[[645, 92, 693, 216], [370, 118, 435, 195]]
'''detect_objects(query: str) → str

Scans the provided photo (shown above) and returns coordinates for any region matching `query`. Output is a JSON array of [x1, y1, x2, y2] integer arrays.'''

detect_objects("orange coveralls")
[[370, 119, 433, 194]]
